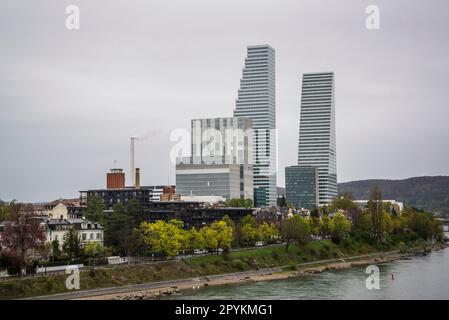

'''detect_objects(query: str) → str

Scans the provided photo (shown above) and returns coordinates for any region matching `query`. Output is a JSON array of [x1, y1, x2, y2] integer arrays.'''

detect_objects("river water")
[[169, 246, 449, 300]]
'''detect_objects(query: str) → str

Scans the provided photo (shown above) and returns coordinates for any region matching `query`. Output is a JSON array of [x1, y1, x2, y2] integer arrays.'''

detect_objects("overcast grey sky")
[[1, 0, 448, 202]]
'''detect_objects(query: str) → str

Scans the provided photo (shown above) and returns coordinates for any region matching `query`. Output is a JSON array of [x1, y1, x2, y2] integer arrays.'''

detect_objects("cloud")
[[0, 0, 448, 201]]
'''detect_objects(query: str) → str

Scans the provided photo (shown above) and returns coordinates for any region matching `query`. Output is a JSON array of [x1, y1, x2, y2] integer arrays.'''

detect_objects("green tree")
[[103, 203, 134, 249], [330, 197, 357, 212], [352, 212, 373, 234], [39, 242, 52, 272], [83, 242, 103, 266], [237, 215, 258, 246], [85, 195, 106, 224], [240, 224, 258, 245], [319, 206, 330, 216], [222, 215, 238, 247], [406, 209, 440, 240], [190, 227, 206, 250], [257, 222, 279, 243], [391, 215, 407, 235], [432, 219, 444, 241], [226, 198, 253, 208], [244, 199, 254, 208], [126, 198, 145, 226], [369, 187, 385, 242], [0, 200, 14, 221], [200, 226, 218, 251], [140, 220, 186, 257], [84, 242, 102, 258], [320, 215, 331, 238], [307, 217, 322, 236], [210, 220, 234, 252], [310, 208, 320, 219], [118, 227, 141, 263], [0, 203, 46, 275], [51, 239, 61, 261], [328, 213, 352, 243], [239, 215, 257, 227], [282, 215, 310, 251], [62, 227, 81, 261]]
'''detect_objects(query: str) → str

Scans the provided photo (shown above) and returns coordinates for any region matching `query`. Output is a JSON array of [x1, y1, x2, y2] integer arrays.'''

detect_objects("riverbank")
[[77, 243, 447, 300], [3, 241, 445, 300]]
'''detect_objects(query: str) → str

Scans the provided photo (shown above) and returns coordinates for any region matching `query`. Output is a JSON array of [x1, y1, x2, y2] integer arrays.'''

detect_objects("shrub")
[[245, 258, 259, 269], [286, 263, 297, 271], [271, 250, 280, 260], [308, 247, 319, 257], [230, 259, 246, 270]]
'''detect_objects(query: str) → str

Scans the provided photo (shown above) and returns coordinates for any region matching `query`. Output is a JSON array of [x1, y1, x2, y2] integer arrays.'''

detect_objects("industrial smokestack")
[[135, 168, 140, 189], [130, 136, 136, 186], [107, 168, 125, 189]]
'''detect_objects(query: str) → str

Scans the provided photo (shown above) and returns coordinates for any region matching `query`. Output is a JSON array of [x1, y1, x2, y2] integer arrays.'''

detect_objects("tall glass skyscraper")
[[298, 72, 337, 206], [234, 45, 277, 207]]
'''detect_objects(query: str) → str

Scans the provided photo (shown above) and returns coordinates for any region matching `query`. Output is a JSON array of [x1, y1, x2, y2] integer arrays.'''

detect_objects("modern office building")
[[176, 162, 253, 200], [146, 201, 254, 229], [285, 166, 319, 209], [80, 168, 175, 210], [190, 117, 253, 165], [80, 185, 174, 210], [176, 116, 254, 201], [233, 45, 277, 207], [298, 72, 337, 206]]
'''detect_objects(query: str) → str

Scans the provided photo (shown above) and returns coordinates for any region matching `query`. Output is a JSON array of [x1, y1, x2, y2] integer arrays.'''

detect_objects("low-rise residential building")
[[42, 198, 85, 219], [44, 218, 103, 248]]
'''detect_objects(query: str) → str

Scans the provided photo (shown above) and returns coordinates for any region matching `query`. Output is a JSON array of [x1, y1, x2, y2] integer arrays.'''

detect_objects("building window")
[[97, 233, 101, 240], [82, 234, 86, 240], [90, 233, 93, 240]]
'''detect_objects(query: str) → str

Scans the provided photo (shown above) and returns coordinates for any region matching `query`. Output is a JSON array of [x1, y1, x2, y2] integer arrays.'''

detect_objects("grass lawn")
[[0, 261, 198, 300], [184, 241, 346, 274]]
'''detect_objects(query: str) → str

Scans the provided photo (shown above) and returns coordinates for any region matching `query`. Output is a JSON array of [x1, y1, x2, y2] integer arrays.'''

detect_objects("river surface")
[[168, 246, 449, 300]]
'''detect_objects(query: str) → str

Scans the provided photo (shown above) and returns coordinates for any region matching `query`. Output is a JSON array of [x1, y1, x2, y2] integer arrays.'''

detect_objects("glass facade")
[[285, 166, 318, 209], [234, 45, 277, 207], [191, 117, 252, 165], [253, 187, 267, 208], [176, 164, 253, 200], [175, 116, 254, 201], [298, 72, 337, 206]]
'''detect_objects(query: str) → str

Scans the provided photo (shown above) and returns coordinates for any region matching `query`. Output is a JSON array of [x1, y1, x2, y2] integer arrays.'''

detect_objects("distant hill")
[[338, 176, 449, 216]]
